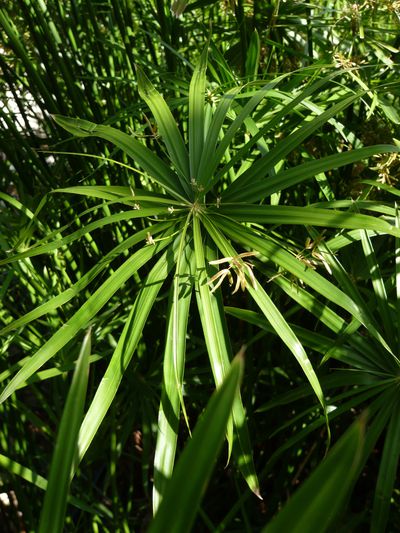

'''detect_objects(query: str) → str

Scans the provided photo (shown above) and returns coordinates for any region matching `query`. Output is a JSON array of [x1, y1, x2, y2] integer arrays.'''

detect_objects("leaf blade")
[[38, 328, 91, 533], [149, 354, 244, 533], [262, 415, 365, 533]]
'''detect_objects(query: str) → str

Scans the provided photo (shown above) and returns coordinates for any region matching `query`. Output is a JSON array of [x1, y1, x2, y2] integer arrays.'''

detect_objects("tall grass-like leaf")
[[259, 272, 385, 372], [38, 328, 91, 533], [0, 223, 170, 337], [247, 282, 327, 416], [261, 386, 393, 481], [307, 227, 396, 363], [202, 215, 327, 424], [0, 8, 57, 113], [245, 29, 260, 81], [189, 44, 208, 182], [209, 69, 347, 192], [193, 217, 260, 497], [225, 306, 366, 370], [0, 233, 172, 404], [371, 402, 400, 533], [215, 216, 395, 352], [52, 115, 189, 201], [249, 144, 400, 204], [149, 353, 244, 533], [197, 87, 241, 187], [136, 66, 190, 194], [217, 204, 400, 236], [54, 185, 185, 206], [153, 241, 194, 512], [223, 91, 365, 201], [206, 78, 286, 185], [76, 238, 182, 463], [360, 230, 395, 347], [262, 414, 365, 533], [0, 211, 173, 267]]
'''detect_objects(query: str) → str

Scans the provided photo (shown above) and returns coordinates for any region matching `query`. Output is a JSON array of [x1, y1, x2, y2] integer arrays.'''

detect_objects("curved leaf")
[[149, 354, 244, 533]]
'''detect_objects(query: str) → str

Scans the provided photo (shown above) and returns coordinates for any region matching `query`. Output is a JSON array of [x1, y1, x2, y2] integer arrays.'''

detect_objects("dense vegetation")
[[1, 1, 400, 531]]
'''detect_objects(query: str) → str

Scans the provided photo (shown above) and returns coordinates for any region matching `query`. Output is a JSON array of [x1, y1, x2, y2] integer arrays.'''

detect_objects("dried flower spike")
[[207, 252, 258, 294]]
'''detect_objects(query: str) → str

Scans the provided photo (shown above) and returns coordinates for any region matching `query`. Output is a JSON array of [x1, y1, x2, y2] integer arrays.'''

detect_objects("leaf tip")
[[254, 488, 263, 500]]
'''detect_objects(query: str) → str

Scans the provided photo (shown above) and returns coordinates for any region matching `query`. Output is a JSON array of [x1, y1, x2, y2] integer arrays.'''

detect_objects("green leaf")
[[0, 212, 173, 267], [361, 179, 400, 198], [0, 454, 105, 516], [149, 353, 244, 533], [245, 29, 260, 81], [223, 145, 400, 202], [371, 400, 400, 533], [189, 44, 208, 181], [52, 115, 188, 201], [38, 328, 91, 533], [210, 69, 347, 191], [224, 306, 360, 368], [0, 234, 172, 404], [248, 283, 327, 413], [214, 216, 396, 353], [75, 237, 182, 464], [136, 66, 190, 193], [0, 223, 170, 337], [153, 242, 194, 512], [193, 216, 260, 497], [262, 414, 366, 533], [54, 186, 184, 206], [197, 87, 241, 188], [223, 91, 366, 201], [379, 100, 400, 124], [360, 230, 395, 347], [201, 214, 327, 418], [207, 79, 286, 187], [216, 204, 400, 236]]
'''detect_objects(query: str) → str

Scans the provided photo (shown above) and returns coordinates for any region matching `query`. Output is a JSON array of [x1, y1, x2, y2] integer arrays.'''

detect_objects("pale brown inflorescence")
[[207, 252, 258, 294]]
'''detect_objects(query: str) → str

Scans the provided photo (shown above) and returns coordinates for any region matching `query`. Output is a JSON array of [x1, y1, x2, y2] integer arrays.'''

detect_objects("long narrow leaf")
[[371, 400, 400, 533], [248, 283, 327, 413], [222, 145, 400, 202], [0, 211, 173, 267], [197, 87, 240, 187], [52, 115, 188, 201], [202, 215, 328, 429], [189, 45, 208, 181], [0, 222, 171, 336], [216, 204, 400, 236], [213, 216, 395, 352], [149, 354, 244, 533], [193, 217, 260, 497], [262, 415, 365, 533], [38, 328, 91, 533], [76, 235, 183, 463], [153, 242, 194, 512], [223, 91, 365, 201], [0, 454, 104, 516], [0, 234, 172, 404], [136, 66, 190, 193], [361, 230, 395, 346]]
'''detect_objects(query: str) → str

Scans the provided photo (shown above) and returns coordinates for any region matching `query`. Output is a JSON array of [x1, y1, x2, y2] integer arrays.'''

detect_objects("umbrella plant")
[[1, 44, 400, 524]]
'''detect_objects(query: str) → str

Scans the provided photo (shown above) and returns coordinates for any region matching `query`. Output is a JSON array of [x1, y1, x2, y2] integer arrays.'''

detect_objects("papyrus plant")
[[1, 46, 399, 515]]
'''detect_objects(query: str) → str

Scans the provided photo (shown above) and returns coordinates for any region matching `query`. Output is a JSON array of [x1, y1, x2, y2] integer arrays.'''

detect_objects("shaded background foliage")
[[1, 1, 400, 531]]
